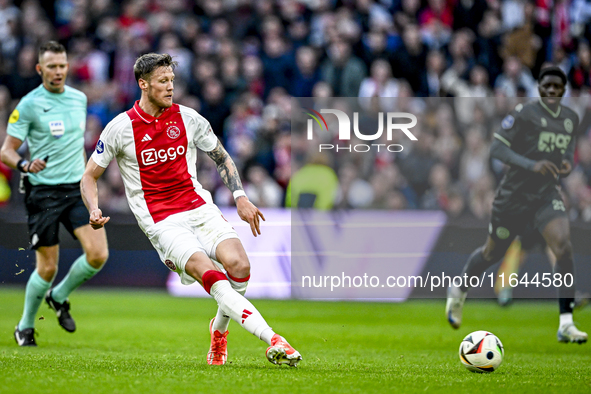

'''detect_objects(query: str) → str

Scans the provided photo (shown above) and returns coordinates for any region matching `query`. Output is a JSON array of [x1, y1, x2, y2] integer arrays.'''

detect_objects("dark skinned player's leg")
[[542, 216, 574, 314], [542, 216, 587, 343], [446, 233, 515, 329], [459, 235, 515, 292]]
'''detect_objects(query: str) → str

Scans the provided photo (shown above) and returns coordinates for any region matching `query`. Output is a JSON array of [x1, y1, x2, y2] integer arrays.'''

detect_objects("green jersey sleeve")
[[493, 103, 524, 148], [6, 100, 34, 141]]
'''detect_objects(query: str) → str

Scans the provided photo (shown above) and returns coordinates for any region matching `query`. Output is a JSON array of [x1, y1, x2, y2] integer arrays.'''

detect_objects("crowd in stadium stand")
[[1, 0, 591, 222]]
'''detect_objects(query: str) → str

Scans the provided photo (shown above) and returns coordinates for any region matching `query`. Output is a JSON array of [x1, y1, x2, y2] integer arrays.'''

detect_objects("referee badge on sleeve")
[[501, 115, 515, 129], [8, 109, 19, 123]]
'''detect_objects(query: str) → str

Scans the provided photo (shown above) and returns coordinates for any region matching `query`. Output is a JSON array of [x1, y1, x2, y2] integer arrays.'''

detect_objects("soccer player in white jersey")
[[80, 53, 302, 366]]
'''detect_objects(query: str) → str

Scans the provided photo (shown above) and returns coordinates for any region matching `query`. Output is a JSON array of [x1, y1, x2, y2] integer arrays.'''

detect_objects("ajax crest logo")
[[167, 125, 181, 139]]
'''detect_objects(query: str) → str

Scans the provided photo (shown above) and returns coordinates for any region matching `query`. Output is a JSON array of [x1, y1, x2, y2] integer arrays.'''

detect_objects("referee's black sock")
[[460, 247, 492, 292]]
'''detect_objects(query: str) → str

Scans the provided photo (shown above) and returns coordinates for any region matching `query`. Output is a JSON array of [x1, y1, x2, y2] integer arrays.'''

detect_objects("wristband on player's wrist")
[[233, 190, 247, 201], [16, 159, 29, 173]]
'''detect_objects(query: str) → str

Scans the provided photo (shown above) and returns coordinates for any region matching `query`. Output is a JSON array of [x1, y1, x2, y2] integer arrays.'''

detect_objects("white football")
[[459, 330, 504, 373]]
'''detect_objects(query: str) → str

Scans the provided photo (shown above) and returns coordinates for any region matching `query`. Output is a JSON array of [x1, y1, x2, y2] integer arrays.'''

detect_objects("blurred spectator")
[[574, 136, 591, 185], [459, 126, 490, 188], [358, 59, 399, 111], [431, 104, 462, 174], [390, 24, 427, 95], [360, 29, 390, 69], [444, 29, 476, 87], [0, 0, 20, 72], [395, 0, 421, 30], [321, 40, 367, 97], [84, 114, 104, 158], [0, 84, 11, 137], [419, 0, 453, 50], [287, 17, 310, 50], [354, 0, 392, 33], [3, 44, 41, 99], [424, 50, 446, 97], [112, 29, 150, 108], [400, 129, 438, 200], [569, 41, 591, 92], [370, 162, 416, 209], [335, 161, 374, 209], [200, 78, 231, 139], [419, 0, 454, 29], [220, 56, 246, 102], [564, 170, 591, 221], [571, 0, 591, 44], [189, 56, 217, 97], [553, 0, 573, 55], [273, 130, 291, 189], [501, 0, 525, 32], [286, 152, 339, 210], [312, 81, 333, 98], [118, 0, 150, 37], [242, 55, 265, 98], [244, 165, 283, 208], [453, 0, 488, 33], [384, 190, 409, 210], [442, 65, 492, 124], [474, 10, 503, 83], [552, 45, 572, 77], [421, 162, 453, 211], [261, 35, 295, 98], [223, 96, 259, 167], [442, 61, 491, 98], [157, 32, 193, 82], [468, 173, 495, 219], [0, 158, 10, 206], [500, 0, 542, 70], [494, 56, 537, 97], [253, 98, 284, 175], [290, 46, 321, 97], [69, 36, 110, 85]]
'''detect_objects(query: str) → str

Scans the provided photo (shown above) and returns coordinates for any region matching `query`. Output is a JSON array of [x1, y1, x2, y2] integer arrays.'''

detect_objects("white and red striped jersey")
[[91, 101, 218, 231]]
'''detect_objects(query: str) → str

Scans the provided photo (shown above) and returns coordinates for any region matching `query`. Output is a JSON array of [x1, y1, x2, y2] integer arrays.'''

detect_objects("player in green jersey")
[[0, 41, 109, 346], [445, 66, 587, 344]]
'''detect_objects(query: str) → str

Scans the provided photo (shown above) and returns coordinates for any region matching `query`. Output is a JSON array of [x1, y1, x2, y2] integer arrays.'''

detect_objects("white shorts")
[[145, 203, 239, 285]]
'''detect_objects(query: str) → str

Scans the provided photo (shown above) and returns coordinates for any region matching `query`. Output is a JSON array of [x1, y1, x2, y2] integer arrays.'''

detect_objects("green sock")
[[51, 254, 100, 303], [18, 270, 51, 330]]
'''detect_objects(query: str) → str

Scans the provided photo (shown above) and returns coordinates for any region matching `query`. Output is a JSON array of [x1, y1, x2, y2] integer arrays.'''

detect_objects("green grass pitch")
[[0, 288, 589, 393]]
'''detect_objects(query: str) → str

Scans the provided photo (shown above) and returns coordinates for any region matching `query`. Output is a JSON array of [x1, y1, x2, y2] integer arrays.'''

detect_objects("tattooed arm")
[[206, 140, 244, 193], [206, 140, 265, 236]]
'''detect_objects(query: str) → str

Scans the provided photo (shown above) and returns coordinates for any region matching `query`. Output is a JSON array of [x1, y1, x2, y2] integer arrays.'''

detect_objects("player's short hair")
[[538, 66, 567, 85], [133, 53, 178, 82], [38, 41, 66, 61]]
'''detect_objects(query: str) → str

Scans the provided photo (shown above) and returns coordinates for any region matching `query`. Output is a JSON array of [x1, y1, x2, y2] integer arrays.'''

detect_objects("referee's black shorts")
[[24, 180, 89, 249]]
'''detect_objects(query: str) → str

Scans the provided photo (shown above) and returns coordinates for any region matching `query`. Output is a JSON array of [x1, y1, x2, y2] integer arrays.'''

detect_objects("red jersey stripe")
[[127, 102, 205, 223]]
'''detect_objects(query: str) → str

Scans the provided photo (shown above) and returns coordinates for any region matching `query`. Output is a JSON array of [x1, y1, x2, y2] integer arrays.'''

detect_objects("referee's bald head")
[[134, 53, 178, 83]]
